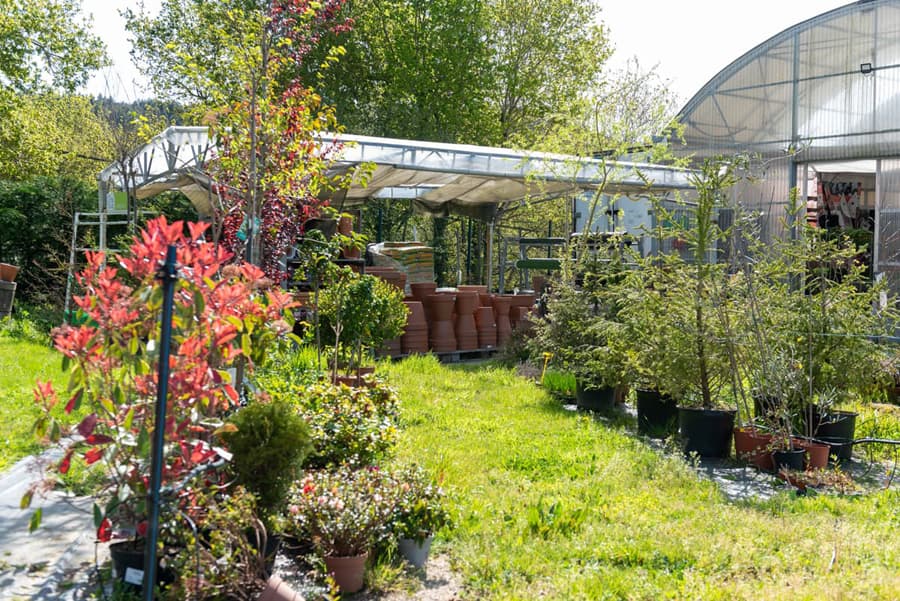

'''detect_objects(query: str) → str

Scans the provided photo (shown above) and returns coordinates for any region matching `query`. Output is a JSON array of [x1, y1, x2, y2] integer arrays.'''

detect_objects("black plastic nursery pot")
[[109, 539, 175, 592], [678, 407, 736, 458], [815, 410, 857, 440], [575, 380, 616, 412], [818, 436, 854, 463], [772, 448, 806, 472], [636, 389, 678, 438]]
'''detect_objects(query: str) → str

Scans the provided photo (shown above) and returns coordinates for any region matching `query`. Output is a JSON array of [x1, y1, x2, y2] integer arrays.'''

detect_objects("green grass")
[[381, 356, 900, 600], [0, 337, 65, 471]]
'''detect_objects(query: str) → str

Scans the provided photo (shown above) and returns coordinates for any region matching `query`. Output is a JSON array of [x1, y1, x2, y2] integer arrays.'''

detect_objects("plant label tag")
[[124, 567, 144, 585]]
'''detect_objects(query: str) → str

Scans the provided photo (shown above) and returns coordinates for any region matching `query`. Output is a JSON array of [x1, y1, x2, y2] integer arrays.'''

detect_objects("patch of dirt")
[[365, 555, 463, 601]]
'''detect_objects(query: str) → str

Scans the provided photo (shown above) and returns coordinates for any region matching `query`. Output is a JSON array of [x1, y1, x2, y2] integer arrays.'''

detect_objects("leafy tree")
[[0, 176, 95, 304], [0, 0, 107, 95], [126, 0, 354, 278], [0, 93, 112, 182]]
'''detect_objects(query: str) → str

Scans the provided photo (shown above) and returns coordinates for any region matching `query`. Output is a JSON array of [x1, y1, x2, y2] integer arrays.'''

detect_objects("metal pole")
[[144, 245, 178, 600], [486, 217, 494, 292]]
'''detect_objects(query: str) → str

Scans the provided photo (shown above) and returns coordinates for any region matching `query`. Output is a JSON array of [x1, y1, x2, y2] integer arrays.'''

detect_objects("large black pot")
[[636, 389, 678, 437], [815, 410, 857, 440], [678, 407, 736, 458], [575, 381, 616, 412], [772, 448, 806, 472]]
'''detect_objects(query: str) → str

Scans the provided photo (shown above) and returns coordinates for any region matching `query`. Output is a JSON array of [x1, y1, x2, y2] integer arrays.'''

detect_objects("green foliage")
[[222, 398, 312, 523], [0, 93, 113, 182], [163, 486, 268, 599], [287, 464, 397, 557], [390, 464, 451, 543], [0, 177, 94, 305], [284, 379, 400, 469], [317, 271, 408, 370], [0, 0, 107, 94]]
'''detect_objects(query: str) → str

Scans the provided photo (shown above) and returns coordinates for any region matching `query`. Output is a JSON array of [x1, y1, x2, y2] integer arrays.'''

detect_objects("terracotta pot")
[[492, 296, 512, 346], [479, 292, 493, 307], [506, 293, 535, 309], [794, 438, 830, 470], [455, 291, 479, 316], [338, 215, 353, 235], [429, 319, 456, 352], [532, 275, 546, 294], [733, 426, 774, 471], [403, 300, 427, 328], [258, 575, 303, 601], [341, 245, 360, 259], [509, 306, 532, 328], [426, 294, 455, 321], [455, 314, 479, 350], [0, 263, 18, 282], [410, 282, 437, 309], [458, 285, 488, 294], [324, 553, 367, 594]]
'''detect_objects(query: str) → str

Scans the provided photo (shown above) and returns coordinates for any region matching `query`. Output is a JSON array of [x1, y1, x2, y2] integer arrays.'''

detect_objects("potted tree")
[[317, 269, 408, 386], [649, 157, 744, 457], [221, 397, 313, 571]]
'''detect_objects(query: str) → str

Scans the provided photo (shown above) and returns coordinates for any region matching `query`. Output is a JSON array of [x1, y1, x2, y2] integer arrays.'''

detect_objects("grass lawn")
[[0, 337, 64, 471], [382, 356, 900, 600]]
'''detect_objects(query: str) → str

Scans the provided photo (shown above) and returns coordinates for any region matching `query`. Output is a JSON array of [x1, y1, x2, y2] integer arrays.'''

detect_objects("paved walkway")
[[0, 455, 101, 601]]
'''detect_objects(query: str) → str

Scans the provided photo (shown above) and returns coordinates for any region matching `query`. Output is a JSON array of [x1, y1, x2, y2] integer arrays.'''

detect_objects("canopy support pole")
[[486, 217, 495, 292]]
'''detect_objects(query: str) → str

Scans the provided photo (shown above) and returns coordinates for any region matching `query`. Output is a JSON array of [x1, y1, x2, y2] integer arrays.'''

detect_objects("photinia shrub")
[[22, 216, 296, 541]]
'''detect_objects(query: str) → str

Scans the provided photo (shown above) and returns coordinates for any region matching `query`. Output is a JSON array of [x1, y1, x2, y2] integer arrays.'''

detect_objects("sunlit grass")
[[381, 355, 900, 600], [0, 337, 64, 471]]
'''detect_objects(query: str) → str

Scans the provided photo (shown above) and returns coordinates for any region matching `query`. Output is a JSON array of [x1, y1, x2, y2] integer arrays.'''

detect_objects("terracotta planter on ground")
[[258, 575, 303, 601], [426, 294, 456, 352], [794, 438, 830, 470], [733, 426, 774, 471], [491, 296, 512, 346], [475, 306, 497, 348], [401, 300, 429, 354], [324, 553, 368, 593], [454, 291, 479, 350]]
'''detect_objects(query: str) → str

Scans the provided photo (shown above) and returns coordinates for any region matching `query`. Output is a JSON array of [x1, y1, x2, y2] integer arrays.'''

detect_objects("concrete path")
[[0, 455, 101, 601]]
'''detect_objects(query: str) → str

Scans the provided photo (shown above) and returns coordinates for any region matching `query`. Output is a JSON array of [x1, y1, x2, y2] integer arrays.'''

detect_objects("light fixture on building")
[[860, 62, 874, 74]]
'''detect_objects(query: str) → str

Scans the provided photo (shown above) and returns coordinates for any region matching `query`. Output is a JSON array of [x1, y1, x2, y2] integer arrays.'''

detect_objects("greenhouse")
[[678, 0, 900, 289]]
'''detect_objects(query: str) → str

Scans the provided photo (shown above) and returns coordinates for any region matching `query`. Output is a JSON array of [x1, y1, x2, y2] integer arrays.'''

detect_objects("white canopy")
[[99, 127, 695, 220]]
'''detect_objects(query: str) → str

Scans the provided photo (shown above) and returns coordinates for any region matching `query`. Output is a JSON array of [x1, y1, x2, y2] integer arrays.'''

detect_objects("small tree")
[[23, 217, 295, 541]]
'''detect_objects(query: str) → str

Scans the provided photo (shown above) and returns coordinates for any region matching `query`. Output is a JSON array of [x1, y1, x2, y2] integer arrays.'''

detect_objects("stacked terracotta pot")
[[401, 300, 429, 354], [338, 216, 360, 260], [475, 305, 497, 348], [454, 291, 480, 351], [366, 266, 407, 294], [426, 293, 456, 352], [491, 295, 512, 346], [507, 294, 536, 330]]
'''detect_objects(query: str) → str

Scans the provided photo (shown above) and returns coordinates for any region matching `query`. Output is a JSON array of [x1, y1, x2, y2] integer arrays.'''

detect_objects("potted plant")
[[317, 269, 408, 386], [286, 465, 396, 593], [531, 246, 629, 413], [22, 217, 295, 592], [648, 157, 745, 457], [221, 397, 313, 571], [391, 464, 451, 569]]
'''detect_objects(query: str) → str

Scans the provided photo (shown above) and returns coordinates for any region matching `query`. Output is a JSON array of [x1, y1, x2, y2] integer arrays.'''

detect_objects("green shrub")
[[222, 399, 312, 523], [284, 380, 400, 468]]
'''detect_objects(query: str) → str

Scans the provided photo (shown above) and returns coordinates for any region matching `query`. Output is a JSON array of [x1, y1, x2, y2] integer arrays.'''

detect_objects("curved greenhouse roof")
[[679, 0, 900, 162]]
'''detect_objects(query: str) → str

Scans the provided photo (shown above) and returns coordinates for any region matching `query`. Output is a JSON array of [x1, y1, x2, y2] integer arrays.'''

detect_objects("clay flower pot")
[[492, 296, 512, 346], [324, 553, 368, 593], [733, 426, 774, 471], [426, 294, 456, 352], [0, 263, 18, 282]]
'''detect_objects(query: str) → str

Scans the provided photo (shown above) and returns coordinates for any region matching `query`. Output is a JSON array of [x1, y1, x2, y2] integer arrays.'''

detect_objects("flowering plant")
[[22, 217, 295, 540], [391, 465, 451, 544], [286, 465, 395, 557]]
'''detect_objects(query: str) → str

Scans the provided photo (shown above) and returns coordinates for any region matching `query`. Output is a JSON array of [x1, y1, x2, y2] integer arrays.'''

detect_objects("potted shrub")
[[531, 246, 628, 413], [221, 398, 313, 570], [391, 465, 451, 569], [22, 217, 295, 591], [286, 465, 396, 593]]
